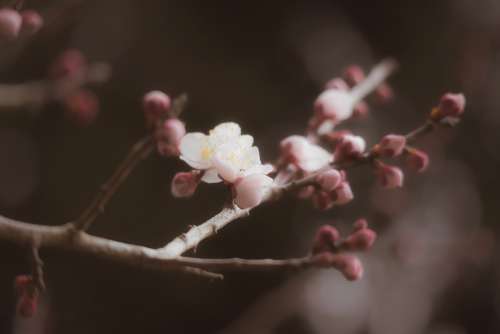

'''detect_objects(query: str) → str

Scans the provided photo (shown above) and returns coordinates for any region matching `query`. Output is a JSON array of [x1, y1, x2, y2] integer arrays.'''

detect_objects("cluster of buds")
[[0, 7, 43, 41], [310, 62, 395, 134], [311, 219, 376, 280], [143, 90, 186, 156], [14, 275, 39, 317], [49, 49, 111, 127]]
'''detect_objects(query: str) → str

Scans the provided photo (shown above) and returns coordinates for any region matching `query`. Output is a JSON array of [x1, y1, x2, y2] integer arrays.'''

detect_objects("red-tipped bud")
[[331, 181, 354, 205], [405, 147, 429, 173], [334, 134, 366, 161], [324, 78, 349, 91], [376, 163, 404, 188], [64, 89, 99, 126], [49, 49, 86, 80], [375, 134, 407, 157], [431, 93, 466, 120], [312, 190, 334, 211], [344, 65, 365, 86], [0, 9, 22, 40], [171, 171, 200, 198], [353, 101, 369, 119], [344, 228, 377, 251], [316, 169, 342, 192], [312, 225, 340, 254], [20, 10, 43, 35], [156, 118, 186, 156], [374, 83, 393, 103], [143, 90, 171, 126]]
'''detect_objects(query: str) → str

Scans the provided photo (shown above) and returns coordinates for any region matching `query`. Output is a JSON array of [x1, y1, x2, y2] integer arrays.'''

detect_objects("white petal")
[[179, 133, 212, 169], [243, 163, 274, 176], [209, 122, 241, 146], [201, 168, 222, 183], [212, 152, 239, 183], [298, 145, 333, 172], [238, 134, 254, 148], [240, 146, 262, 169]]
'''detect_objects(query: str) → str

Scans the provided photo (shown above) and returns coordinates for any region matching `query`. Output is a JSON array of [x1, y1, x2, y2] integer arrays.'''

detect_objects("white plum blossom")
[[280, 135, 333, 172], [179, 122, 273, 183]]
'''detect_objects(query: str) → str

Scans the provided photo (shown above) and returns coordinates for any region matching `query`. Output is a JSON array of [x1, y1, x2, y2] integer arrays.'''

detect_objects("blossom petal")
[[179, 133, 212, 169], [298, 145, 333, 172], [238, 135, 254, 148], [201, 168, 222, 183], [209, 122, 241, 146], [213, 152, 239, 183]]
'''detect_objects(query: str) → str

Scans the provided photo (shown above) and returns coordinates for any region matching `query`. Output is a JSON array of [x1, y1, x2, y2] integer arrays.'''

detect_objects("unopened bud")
[[314, 89, 355, 124], [64, 89, 99, 127], [344, 65, 365, 86], [374, 83, 393, 103], [156, 118, 186, 156], [353, 101, 369, 119], [376, 163, 404, 188], [20, 10, 43, 35], [316, 169, 341, 192], [344, 227, 377, 251], [405, 147, 429, 173], [335, 134, 366, 161], [331, 181, 354, 205], [375, 134, 406, 157], [143, 90, 171, 126], [171, 171, 200, 198], [312, 225, 340, 254], [431, 93, 466, 120]]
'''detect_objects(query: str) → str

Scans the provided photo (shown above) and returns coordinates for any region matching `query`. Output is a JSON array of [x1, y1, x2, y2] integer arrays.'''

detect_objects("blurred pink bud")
[[376, 163, 404, 188], [20, 10, 43, 35], [406, 148, 429, 173], [324, 78, 349, 91], [64, 89, 99, 127], [17, 292, 38, 317], [234, 174, 274, 209], [296, 185, 315, 199], [374, 83, 393, 103], [431, 92, 466, 120], [344, 227, 377, 251], [156, 118, 186, 156], [143, 90, 171, 126], [331, 181, 354, 205], [0, 9, 22, 40], [314, 89, 354, 123], [376, 134, 407, 157], [49, 49, 86, 79], [353, 218, 368, 231], [312, 190, 334, 211], [171, 171, 200, 198], [312, 225, 340, 254], [14, 275, 33, 293], [344, 65, 365, 86], [353, 101, 369, 119], [316, 169, 341, 192], [280, 135, 332, 172], [313, 253, 364, 281], [335, 134, 366, 160]]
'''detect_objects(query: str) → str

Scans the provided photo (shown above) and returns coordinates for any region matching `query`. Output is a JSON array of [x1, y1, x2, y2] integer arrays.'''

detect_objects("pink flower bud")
[[49, 49, 86, 80], [431, 93, 466, 120], [405, 148, 429, 173], [353, 218, 368, 231], [0, 9, 22, 40], [376, 134, 407, 157], [353, 101, 369, 119], [143, 90, 171, 125], [344, 65, 365, 86], [156, 118, 186, 156], [314, 89, 354, 123], [344, 227, 377, 251], [64, 89, 99, 127], [171, 171, 200, 198], [312, 225, 340, 254], [316, 169, 341, 192], [334, 134, 366, 161], [376, 163, 404, 188], [234, 174, 274, 209], [331, 181, 354, 205], [312, 190, 334, 211], [374, 83, 393, 103], [324, 78, 349, 91], [20, 10, 43, 35]]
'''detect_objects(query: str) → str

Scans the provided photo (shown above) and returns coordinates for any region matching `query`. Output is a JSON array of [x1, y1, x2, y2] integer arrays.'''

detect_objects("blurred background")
[[0, 0, 498, 333]]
